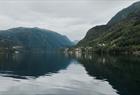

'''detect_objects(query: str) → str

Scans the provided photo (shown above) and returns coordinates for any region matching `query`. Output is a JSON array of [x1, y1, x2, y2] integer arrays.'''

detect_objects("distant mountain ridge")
[[73, 40, 79, 45], [0, 27, 74, 51], [77, 1, 140, 54]]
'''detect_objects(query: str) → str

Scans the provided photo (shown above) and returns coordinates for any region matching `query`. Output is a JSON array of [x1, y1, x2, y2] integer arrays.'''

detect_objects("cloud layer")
[[0, 0, 139, 40]]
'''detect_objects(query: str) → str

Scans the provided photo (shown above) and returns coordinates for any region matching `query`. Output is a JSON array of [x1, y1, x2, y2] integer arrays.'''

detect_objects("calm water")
[[0, 52, 139, 95]]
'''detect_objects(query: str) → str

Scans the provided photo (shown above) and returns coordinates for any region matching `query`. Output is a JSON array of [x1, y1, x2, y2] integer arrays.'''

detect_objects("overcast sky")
[[0, 0, 139, 41]]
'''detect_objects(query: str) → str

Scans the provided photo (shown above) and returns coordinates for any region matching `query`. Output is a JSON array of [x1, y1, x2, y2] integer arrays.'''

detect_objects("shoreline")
[[65, 47, 140, 56]]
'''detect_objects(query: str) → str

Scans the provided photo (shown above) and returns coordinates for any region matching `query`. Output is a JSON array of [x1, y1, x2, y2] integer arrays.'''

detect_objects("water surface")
[[0, 52, 139, 95]]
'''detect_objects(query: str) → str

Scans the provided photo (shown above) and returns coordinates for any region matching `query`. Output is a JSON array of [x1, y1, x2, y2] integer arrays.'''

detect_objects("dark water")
[[0, 52, 139, 95]]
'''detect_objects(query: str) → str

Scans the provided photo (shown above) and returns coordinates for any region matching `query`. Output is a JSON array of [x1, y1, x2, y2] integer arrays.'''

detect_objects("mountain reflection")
[[0, 52, 71, 78], [0, 52, 139, 95], [76, 53, 140, 95]]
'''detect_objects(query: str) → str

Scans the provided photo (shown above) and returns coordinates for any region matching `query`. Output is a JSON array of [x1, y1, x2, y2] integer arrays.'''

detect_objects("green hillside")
[[0, 27, 74, 52], [77, 1, 140, 54]]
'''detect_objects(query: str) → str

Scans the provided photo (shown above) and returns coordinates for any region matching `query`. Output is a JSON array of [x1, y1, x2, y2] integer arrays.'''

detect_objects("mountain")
[[78, 25, 110, 46], [108, 1, 140, 25], [77, 1, 140, 54], [73, 40, 79, 45], [0, 27, 73, 51]]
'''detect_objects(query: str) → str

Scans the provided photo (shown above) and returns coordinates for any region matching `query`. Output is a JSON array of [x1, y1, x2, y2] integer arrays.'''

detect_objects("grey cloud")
[[0, 0, 139, 40]]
